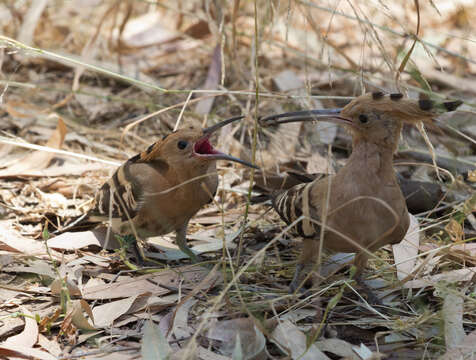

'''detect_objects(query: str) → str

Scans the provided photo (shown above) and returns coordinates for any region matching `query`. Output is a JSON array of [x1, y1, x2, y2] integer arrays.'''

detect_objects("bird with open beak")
[[57, 115, 258, 263], [259, 92, 462, 301]]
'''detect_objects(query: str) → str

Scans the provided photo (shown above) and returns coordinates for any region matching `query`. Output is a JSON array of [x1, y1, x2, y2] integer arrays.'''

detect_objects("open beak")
[[194, 115, 259, 169], [259, 108, 355, 128]]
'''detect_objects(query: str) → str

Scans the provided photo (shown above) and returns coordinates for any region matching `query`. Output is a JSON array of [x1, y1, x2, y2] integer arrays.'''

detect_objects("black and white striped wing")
[[89, 160, 145, 223], [272, 182, 321, 238]]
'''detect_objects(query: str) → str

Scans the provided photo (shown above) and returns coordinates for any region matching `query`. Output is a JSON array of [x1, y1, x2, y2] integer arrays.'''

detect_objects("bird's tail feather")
[[250, 184, 273, 204]]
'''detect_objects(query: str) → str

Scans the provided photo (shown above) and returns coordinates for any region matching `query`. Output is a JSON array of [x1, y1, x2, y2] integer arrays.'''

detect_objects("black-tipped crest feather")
[[372, 91, 384, 100], [418, 99, 433, 111], [390, 93, 404, 100], [340, 93, 463, 121], [443, 100, 463, 112]]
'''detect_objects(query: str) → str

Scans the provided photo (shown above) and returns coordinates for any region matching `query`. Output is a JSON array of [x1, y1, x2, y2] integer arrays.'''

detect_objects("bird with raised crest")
[[56, 115, 258, 263], [259, 93, 462, 300]]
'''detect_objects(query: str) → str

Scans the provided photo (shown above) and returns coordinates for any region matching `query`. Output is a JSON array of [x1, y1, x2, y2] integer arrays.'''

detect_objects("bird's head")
[[336, 92, 462, 149], [260, 92, 462, 151], [136, 116, 258, 170]]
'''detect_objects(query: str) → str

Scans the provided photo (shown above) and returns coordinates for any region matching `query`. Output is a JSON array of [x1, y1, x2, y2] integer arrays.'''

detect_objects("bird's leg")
[[115, 234, 166, 267], [353, 252, 381, 305], [115, 234, 145, 266], [289, 263, 305, 293], [130, 236, 146, 266], [289, 238, 319, 293], [176, 223, 201, 263]]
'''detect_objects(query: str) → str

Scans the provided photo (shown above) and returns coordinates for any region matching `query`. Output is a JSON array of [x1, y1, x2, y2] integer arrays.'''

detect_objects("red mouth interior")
[[194, 138, 219, 155]]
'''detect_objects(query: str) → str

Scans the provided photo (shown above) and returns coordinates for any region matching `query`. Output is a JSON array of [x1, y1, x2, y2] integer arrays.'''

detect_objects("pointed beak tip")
[[226, 156, 259, 169], [216, 154, 259, 169]]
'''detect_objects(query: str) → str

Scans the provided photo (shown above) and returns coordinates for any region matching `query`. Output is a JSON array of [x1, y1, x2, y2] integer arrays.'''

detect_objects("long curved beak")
[[203, 115, 245, 134], [196, 115, 259, 169], [200, 151, 259, 169], [259, 108, 344, 126]]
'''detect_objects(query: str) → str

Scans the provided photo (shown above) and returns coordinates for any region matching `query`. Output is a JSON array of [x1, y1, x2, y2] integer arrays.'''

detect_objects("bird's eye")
[[177, 140, 188, 150], [359, 114, 369, 123]]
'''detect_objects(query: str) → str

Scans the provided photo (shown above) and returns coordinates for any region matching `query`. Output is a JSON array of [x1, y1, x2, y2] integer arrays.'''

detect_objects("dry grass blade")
[[395, 0, 420, 89]]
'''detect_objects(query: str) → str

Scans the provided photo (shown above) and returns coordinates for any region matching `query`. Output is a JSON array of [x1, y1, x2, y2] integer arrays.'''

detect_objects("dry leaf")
[[280, 309, 317, 323], [92, 293, 150, 328], [0, 221, 63, 259], [352, 343, 385, 360], [171, 298, 197, 339], [149, 228, 240, 260], [38, 308, 61, 334], [117, 12, 179, 48], [0, 344, 56, 360], [445, 219, 464, 243], [442, 291, 465, 351], [65, 300, 95, 331], [6, 260, 56, 278], [141, 320, 172, 360], [271, 320, 330, 360], [194, 44, 221, 115], [404, 267, 476, 289], [17, 0, 49, 45], [468, 170, 476, 182], [315, 339, 360, 360], [0, 116, 67, 178], [37, 334, 62, 358], [197, 346, 230, 360], [50, 277, 82, 297], [82, 265, 212, 300], [48, 227, 122, 251], [48, 230, 101, 250], [4, 306, 38, 348], [207, 318, 266, 359], [439, 329, 476, 360], [393, 214, 420, 281]]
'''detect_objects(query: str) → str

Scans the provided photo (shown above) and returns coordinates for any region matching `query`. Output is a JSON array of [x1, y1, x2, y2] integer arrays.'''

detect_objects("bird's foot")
[[289, 263, 304, 293], [177, 244, 211, 268], [189, 254, 216, 270], [290, 286, 316, 300], [116, 234, 164, 268], [355, 276, 383, 306], [289, 263, 316, 296], [289, 282, 307, 295], [189, 252, 204, 264]]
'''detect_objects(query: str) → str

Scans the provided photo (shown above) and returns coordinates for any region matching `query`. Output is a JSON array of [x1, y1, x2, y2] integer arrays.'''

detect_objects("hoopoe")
[[259, 93, 462, 297], [58, 115, 257, 263]]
